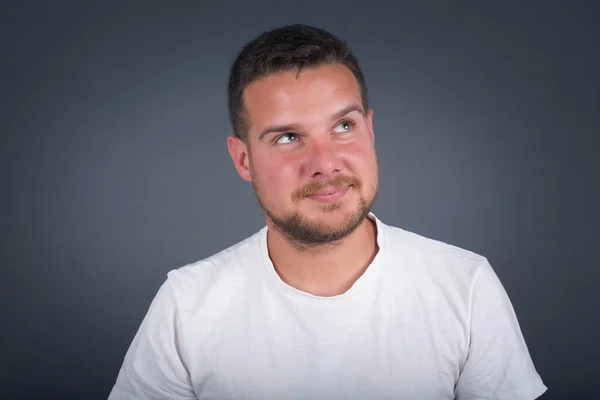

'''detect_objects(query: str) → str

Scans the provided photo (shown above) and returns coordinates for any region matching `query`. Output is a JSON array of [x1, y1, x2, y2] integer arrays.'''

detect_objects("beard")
[[250, 163, 379, 250]]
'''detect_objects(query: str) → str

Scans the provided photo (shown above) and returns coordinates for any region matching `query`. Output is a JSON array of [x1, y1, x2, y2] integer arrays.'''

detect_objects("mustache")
[[292, 175, 361, 202]]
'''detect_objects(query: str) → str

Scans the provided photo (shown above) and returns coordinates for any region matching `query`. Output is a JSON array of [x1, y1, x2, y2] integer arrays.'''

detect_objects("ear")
[[227, 135, 252, 182], [366, 109, 375, 143]]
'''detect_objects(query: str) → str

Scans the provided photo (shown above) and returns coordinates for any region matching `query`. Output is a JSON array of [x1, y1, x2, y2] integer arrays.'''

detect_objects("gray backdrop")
[[2, 1, 599, 399]]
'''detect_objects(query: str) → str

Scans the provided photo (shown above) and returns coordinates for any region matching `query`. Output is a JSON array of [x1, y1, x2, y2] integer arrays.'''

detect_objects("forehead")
[[243, 64, 362, 135]]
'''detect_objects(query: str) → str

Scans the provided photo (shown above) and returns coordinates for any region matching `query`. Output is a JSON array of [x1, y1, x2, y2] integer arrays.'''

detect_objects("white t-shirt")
[[109, 214, 547, 399]]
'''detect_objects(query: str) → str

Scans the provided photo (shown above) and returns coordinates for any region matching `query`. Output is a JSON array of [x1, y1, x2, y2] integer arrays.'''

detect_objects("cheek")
[[255, 157, 298, 196], [345, 151, 378, 191], [345, 144, 377, 174]]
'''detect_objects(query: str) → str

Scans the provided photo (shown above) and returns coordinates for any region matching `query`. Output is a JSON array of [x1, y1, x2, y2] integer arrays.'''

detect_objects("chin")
[[302, 200, 360, 223]]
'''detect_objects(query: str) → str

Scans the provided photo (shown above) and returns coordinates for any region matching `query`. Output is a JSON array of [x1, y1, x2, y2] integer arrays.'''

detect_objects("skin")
[[227, 63, 380, 297]]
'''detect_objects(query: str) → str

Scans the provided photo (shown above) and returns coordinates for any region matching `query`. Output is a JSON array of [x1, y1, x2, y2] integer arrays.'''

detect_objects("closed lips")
[[310, 186, 347, 196]]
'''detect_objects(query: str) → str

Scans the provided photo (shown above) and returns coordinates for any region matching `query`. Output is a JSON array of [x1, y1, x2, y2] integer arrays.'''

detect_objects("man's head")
[[226, 24, 379, 248]]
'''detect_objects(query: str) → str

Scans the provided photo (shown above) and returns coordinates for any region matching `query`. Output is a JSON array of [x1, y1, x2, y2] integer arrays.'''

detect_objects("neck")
[[266, 216, 379, 297]]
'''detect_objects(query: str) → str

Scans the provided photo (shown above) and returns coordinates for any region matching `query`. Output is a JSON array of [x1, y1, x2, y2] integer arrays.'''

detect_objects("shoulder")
[[162, 227, 265, 310], [378, 218, 491, 290]]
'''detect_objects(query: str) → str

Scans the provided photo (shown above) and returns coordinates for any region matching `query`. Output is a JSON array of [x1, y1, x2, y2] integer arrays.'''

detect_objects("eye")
[[275, 132, 299, 144], [333, 120, 355, 134]]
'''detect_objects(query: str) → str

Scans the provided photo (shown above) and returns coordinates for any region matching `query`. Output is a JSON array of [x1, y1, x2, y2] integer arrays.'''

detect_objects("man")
[[109, 24, 547, 399]]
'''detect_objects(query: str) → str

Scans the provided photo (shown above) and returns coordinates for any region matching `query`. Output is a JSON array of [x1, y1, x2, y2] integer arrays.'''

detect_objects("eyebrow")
[[331, 104, 365, 121], [258, 103, 365, 142]]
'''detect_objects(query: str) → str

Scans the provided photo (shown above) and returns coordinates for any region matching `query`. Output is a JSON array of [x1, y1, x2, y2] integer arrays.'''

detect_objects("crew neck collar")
[[258, 212, 386, 301]]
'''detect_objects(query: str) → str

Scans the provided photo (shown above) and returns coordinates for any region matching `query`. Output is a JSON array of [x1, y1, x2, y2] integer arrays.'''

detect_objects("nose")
[[304, 139, 342, 178]]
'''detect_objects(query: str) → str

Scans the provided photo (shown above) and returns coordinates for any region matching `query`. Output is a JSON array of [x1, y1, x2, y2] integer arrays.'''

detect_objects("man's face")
[[229, 63, 379, 247]]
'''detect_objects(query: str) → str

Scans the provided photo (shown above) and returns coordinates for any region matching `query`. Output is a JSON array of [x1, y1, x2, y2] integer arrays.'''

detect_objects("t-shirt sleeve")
[[454, 261, 547, 400], [108, 276, 196, 400]]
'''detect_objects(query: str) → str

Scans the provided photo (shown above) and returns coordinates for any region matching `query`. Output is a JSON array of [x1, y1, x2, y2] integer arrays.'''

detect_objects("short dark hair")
[[227, 24, 369, 142]]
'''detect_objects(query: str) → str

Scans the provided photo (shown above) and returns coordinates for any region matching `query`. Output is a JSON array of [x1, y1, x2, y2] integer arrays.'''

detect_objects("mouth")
[[306, 185, 351, 202]]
